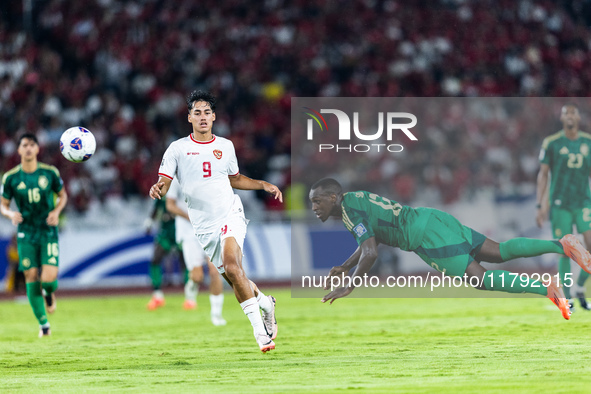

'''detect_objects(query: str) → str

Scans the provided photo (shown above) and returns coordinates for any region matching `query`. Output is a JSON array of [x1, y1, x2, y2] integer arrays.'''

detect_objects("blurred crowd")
[[1, 0, 591, 215]]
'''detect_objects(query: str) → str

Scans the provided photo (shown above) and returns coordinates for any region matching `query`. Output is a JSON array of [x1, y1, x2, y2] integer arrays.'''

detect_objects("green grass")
[[1, 289, 591, 393]]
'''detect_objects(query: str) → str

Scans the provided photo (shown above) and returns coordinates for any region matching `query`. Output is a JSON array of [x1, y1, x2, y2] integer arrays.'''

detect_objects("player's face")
[[17, 138, 39, 161], [188, 101, 216, 134], [309, 188, 336, 222], [560, 106, 580, 127]]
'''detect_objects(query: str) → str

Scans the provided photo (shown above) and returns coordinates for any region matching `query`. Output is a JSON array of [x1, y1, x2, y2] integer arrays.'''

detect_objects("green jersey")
[[340, 191, 431, 251], [152, 197, 176, 241], [539, 130, 591, 209], [1, 163, 63, 236]]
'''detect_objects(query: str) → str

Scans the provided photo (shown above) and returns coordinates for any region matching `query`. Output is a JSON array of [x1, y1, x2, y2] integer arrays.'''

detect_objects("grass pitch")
[[1, 289, 591, 393]]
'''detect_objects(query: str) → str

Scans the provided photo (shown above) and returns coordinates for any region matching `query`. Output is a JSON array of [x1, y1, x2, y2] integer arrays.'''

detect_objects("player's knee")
[[23, 269, 38, 282], [224, 261, 245, 282]]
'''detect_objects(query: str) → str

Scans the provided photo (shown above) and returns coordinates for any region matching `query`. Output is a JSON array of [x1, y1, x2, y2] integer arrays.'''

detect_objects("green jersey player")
[[144, 196, 178, 310], [309, 178, 591, 320], [1, 134, 68, 337], [536, 104, 591, 311]]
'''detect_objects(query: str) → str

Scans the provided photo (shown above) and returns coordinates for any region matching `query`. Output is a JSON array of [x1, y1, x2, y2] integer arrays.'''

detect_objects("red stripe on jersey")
[[158, 173, 173, 180], [229, 172, 239, 177], [190, 134, 216, 144]]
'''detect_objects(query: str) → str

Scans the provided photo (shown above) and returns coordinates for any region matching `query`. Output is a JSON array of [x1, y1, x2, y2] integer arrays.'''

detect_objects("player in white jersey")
[[149, 90, 281, 353], [166, 178, 226, 326]]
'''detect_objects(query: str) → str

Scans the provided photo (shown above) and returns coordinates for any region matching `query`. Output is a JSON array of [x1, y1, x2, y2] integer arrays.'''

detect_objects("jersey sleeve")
[[51, 167, 64, 193], [227, 141, 239, 176], [342, 198, 375, 246], [539, 137, 552, 165], [1, 173, 12, 200], [159, 143, 178, 180]]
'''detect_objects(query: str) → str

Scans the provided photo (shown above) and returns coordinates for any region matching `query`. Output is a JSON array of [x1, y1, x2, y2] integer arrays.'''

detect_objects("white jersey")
[[159, 134, 240, 234], [167, 178, 194, 243]]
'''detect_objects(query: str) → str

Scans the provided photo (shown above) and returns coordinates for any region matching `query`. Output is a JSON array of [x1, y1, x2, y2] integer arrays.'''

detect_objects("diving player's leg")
[[464, 260, 570, 319], [476, 237, 564, 263], [574, 230, 591, 310]]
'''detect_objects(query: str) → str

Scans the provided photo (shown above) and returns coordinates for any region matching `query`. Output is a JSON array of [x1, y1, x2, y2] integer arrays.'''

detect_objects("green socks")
[[482, 270, 547, 296], [26, 281, 48, 325], [499, 238, 563, 262], [41, 280, 58, 295], [149, 264, 162, 290], [558, 257, 572, 298]]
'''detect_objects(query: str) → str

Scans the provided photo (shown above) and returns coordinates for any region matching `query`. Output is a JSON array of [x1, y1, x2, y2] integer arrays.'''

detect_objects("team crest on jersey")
[[38, 176, 49, 189], [213, 149, 222, 159], [581, 144, 589, 156], [353, 223, 367, 237], [560, 146, 569, 155], [355, 192, 364, 198]]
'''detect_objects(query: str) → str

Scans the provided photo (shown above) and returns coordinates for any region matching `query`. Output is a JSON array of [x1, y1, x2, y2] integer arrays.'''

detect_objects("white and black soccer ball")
[[60, 126, 96, 163]]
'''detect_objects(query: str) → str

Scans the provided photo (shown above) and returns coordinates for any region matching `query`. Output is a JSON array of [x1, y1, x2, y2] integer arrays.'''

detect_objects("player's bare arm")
[[149, 176, 172, 200], [0, 197, 23, 226], [323, 246, 363, 290], [229, 173, 283, 202], [46, 188, 68, 227], [165, 196, 190, 221], [535, 163, 550, 228], [322, 237, 379, 304]]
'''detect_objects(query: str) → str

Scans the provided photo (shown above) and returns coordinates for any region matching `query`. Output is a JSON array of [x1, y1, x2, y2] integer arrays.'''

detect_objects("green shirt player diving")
[[1, 134, 67, 337], [309, 178, 591, 320], [536, 103, 591, 310]]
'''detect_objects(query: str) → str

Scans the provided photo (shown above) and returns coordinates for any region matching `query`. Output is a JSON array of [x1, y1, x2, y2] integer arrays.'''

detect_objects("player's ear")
[[212, 112, 216, 122], [187, 112, 191, 123]]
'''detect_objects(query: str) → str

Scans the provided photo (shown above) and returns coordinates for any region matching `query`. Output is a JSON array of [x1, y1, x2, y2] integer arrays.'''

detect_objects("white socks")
[[256, 290, 272, 314], [240, 297, 266, 336], [210, 294, 224, 317], [153, 290, 164, 299], [184, 279, 198, 302]]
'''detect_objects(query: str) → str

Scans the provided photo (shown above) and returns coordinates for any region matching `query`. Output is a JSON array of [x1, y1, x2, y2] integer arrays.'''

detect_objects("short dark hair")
[[563, 103, 579, 111], [187, 90, 216, 112], [18, 133, 38, 146], [311, 178, 342, 196]]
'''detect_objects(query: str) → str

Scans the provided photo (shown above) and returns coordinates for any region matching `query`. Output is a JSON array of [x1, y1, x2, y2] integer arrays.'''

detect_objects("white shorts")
[[197, 196, 248, 274], [179, 236, 207, 271]]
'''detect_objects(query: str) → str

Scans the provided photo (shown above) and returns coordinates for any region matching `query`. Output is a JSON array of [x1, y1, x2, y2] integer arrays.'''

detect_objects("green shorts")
[[16, 231, 59, 272], [550, 207, 591, 238], [413, 209, 487, 277], [155, 233, 176, 252]]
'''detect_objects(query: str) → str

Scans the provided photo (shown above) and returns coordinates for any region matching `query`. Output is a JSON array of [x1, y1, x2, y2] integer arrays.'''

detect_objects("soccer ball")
[[60, 127, 96, 163]]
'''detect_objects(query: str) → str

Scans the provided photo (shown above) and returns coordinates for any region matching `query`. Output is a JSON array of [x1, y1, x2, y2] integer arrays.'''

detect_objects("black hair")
[[186, 90, 216, 112], [18, 133, 38, 145], [311, 178, 342, 196]]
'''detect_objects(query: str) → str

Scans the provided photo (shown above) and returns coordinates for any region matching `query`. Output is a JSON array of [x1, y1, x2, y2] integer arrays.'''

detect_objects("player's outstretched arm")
[[535, 164, 550, 228], [149, 176, 172, 200], [46, 188, 67, 226], [323, 246, 362, 290], [229, 174, 283, 202], [322, 237, 378, 304], [0, 197, 22, 226]]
